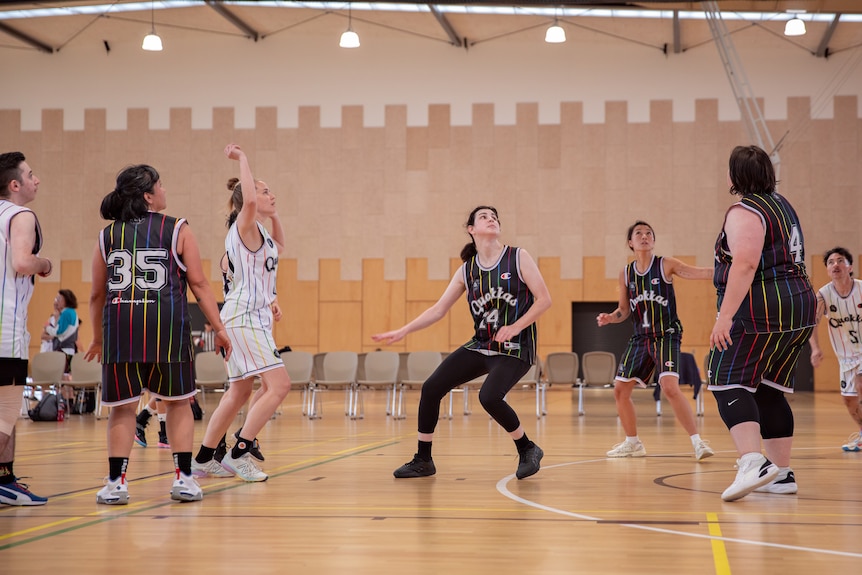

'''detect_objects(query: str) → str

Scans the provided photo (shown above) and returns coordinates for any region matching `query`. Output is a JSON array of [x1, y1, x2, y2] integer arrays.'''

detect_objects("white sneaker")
[[721, 454, 778, 501], [221, 451, 268, 482], [841, 431, 862, 452], [754, 469, 797, 494], [171, 472, 203, 502], [607, 440, 646, 458], [192, 458, 235, 478], [694, 439, 715, 461], [97, 475, 129, 505]]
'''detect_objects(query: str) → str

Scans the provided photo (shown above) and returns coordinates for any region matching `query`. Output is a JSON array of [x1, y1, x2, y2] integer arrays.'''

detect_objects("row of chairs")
[[195, 350, 621, 421], [25, 349, 621, 422]]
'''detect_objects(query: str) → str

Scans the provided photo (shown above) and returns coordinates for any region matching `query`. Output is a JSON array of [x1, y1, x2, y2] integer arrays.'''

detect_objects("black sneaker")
[[134, 411, 151, 448], [393, 455, 436, 478], [157, 432, 170, 449], [214, 437, 228, 463], [134, 426, 147, 448], [235, 430, 265, 462], [516, 444, 543, 480]]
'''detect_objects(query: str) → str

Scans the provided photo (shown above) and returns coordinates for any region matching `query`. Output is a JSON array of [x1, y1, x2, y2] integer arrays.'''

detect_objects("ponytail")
[[460, 241, 477, 262]]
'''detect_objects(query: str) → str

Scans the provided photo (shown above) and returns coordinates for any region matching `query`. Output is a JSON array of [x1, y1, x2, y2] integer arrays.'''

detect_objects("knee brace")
[[755, 385, 794, 439], [714, 387, 759, 429]]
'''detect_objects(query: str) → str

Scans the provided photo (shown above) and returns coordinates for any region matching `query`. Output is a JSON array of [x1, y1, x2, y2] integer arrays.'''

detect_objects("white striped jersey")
[[220, 221, 278, 331], [0, 200, 42, 359], [818, 279, 862, 371]]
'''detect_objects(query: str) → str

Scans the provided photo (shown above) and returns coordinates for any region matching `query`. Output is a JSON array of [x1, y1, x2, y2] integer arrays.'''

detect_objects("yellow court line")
[[707, 512, 731, 575]]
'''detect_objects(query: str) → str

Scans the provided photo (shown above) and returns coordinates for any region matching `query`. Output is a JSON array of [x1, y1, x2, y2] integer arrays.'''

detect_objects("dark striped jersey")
[[713, 192, 816, 333], [625, 255, 682, 338], [462, 246, 536, 365], [98, 213, 193, 363]]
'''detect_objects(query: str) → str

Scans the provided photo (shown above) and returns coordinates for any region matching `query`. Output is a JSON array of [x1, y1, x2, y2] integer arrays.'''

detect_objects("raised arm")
[[224, 143, 262, 251], [597, 268, 631, 327], [269, 212, 285, 255], [371, 268, 467, 345]]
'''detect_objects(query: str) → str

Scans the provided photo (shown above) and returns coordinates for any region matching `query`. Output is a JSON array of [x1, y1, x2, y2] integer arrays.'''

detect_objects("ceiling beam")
[[205, 0, 260, 41], [0, 21, 53, 53], [428, 4, 463, 47], [815, 13, 841, 58]]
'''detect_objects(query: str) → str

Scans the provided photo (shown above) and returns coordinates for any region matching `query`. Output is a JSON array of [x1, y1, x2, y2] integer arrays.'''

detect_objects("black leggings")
[[417, 347, 531, 434]]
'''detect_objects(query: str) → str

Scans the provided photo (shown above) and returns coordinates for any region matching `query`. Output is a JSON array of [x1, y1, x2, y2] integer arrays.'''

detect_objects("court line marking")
[[496, 459, 862, 560], [706, 512, 731, 575], [0, 439, 400, 551]]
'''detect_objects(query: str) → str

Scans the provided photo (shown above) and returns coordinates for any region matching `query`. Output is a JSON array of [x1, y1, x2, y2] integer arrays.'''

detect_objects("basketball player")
[[707, 145, 816, 501], [809, 247, 862, 452], [597, 221, 714, 461], [85, 164, 231, 504], [192, 143, 290, 482], [0, 152, 52, 506], [372, 206, 551, 480]]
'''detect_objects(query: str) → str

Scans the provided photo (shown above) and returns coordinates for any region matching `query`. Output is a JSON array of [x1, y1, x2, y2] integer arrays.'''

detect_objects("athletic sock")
[[514, 434, 535, 453], [195, 446, 216, 464], [417, 440, 432, 461], [108, 457, 128, 481], [0, 461, 13, 484], [173, 452, 193, 476], [231, 436, 253, 458]]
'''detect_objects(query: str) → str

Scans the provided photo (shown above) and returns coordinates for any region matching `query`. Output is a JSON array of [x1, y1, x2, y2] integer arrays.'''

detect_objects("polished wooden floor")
[[2, 385, 861, 574]]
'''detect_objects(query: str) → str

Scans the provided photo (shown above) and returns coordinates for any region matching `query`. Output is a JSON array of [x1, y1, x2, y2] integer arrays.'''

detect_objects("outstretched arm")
[[371, 268, 466, 345], [664, 256, 713, 281]]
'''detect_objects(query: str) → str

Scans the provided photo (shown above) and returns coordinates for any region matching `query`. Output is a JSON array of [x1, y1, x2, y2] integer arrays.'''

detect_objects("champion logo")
[[500, 272, 512, 280], [651, 278, 660, 285]]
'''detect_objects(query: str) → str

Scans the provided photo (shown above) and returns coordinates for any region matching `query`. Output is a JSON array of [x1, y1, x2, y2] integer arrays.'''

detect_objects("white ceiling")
[[1, 1, 861, 55]]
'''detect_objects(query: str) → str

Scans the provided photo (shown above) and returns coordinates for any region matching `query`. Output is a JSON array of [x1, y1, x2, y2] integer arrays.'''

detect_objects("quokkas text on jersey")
[[470, 287, 518, 316], [629, 289, 669, 311]]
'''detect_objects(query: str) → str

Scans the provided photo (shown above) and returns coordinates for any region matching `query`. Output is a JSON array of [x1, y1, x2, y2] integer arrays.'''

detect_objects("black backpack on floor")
[[29, 394, 59, 421]]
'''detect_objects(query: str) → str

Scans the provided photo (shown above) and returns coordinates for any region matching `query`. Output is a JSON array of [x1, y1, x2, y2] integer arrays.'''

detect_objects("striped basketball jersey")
[[818, 279, 862, 371], [99, 213, 192, 363], [714, 192, 816, 333], [220, 222, 278, 330], [462, 246, 536, 364], [625, 255, 682, 338], [0, 200, 42, 358]]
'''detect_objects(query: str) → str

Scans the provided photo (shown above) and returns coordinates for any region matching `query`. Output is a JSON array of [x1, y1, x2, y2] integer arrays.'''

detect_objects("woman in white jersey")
[[192, 144, 290, 482]]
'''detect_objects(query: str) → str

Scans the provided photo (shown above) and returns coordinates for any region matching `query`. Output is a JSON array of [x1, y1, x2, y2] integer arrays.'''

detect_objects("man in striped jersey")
[[0, 152, 53, 506], [809, 247, 862, 452]]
